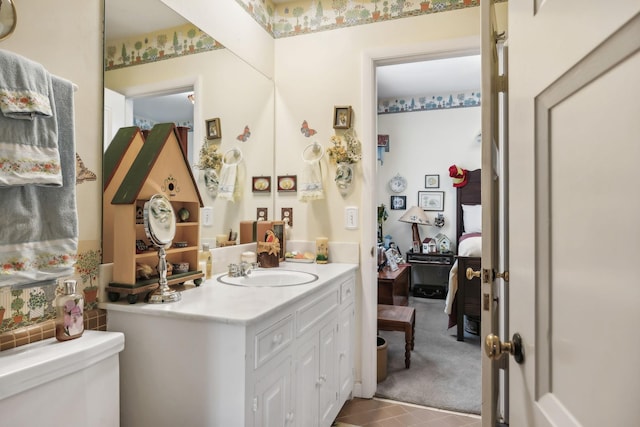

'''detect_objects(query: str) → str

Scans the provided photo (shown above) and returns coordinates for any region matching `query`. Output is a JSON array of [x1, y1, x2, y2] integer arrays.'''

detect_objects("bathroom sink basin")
[[217, 269, 318, 287]]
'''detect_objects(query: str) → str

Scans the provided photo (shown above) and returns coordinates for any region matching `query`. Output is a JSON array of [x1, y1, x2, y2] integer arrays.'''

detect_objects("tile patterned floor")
[[335, 398, 481, 427]]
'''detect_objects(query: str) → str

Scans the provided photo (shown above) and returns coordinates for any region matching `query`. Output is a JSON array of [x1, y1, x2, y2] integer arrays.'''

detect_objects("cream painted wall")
[[377, 107, 482, 253], [0, 0, 104, 254], [274, 8, 483, 243], [104, 48, 275, 243]]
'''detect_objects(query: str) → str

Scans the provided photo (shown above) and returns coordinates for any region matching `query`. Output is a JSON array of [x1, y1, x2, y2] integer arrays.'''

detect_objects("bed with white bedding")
[[444, 168, 482, 341]]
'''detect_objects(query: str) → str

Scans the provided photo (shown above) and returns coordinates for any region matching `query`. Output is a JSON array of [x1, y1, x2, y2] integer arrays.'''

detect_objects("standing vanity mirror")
[[144, 194, 181, 303]]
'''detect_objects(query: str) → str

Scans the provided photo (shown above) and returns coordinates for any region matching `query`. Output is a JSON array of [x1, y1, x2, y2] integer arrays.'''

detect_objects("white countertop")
[[100, 262, 358, 325]]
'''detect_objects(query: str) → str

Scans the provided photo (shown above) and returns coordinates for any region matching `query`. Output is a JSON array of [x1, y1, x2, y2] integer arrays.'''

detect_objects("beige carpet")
[[375, 297, 482, 414]]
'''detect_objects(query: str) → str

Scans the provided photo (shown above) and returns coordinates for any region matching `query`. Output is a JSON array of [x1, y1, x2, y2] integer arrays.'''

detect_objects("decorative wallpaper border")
[[378, 90, 481, 114], [105, 0, 507, 70], [105, 23, 223, 71], [237, 0, 507, 39]]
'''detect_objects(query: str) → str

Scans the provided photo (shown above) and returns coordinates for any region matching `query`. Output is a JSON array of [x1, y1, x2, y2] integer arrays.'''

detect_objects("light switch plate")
[[202, 207, 213, 227], [345, 206, 358, 229]]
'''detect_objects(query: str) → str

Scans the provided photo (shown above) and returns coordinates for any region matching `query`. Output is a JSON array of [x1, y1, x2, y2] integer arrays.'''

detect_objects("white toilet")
[[0, 330, 125, 427]]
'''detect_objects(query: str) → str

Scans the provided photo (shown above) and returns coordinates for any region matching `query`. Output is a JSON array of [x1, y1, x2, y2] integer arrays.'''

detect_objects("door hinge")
[[252, 396, 258, 412], [497, 74, 508, 93]]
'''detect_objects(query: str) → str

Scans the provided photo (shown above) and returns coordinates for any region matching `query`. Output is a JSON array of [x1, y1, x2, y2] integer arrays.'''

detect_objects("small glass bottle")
[[199, 243, 213, 279], [55, 279, 84, 342]]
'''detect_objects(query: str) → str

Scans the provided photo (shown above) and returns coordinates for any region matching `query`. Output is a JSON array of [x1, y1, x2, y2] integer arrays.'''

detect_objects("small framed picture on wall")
[[277, 175, 297, 192], [390, 195, 406, 210], [205, 118, 221, 140], [333, 106, 352, 129], [425, 174, 440, 188], [252, 176, 271, 193], [418, 191, 444, 211], [378, 134, 390, 152]]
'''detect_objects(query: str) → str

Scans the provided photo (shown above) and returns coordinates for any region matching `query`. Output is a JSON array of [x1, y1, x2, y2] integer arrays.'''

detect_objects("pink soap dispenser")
[[55, 279, 84, 341]]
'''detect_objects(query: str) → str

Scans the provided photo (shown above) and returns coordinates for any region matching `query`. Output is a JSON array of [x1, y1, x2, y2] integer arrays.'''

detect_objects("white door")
[[507, 2, 640, 426], [480, 1, 506, 425]]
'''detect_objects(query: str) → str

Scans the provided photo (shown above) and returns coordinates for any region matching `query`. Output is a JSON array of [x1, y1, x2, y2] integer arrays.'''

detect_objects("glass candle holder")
[[316, 237, 328, 264]]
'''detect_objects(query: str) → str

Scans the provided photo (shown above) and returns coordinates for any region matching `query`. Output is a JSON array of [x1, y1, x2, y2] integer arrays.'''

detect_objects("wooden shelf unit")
[[106, 123, 204, 289], [112, 199, 201, 286]]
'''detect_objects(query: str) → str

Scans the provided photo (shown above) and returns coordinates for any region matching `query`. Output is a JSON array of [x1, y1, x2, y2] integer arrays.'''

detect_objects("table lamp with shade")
[[399, 206, 431, 252]]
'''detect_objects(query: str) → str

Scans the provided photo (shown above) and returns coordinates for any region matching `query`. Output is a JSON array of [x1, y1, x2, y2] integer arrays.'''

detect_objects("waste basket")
[[377, 336, 388, 383]]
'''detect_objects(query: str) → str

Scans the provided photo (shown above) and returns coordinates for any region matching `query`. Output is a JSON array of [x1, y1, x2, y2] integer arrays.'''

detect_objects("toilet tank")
[[0, 330, 125, 427]]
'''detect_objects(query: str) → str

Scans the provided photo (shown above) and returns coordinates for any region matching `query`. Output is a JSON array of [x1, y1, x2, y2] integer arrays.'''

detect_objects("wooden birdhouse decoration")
[[104, 123, 204, 303]]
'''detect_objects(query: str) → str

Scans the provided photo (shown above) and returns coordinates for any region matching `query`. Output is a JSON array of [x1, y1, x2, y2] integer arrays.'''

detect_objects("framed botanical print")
[[418, 191, 444, 211]]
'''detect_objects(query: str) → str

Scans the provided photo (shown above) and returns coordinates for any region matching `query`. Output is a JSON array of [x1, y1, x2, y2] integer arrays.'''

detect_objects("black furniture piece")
[[406, 250, 454, 299]]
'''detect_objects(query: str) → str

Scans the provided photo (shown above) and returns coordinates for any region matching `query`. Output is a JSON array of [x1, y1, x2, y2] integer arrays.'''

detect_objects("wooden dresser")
[[377, 263, 410, 306]]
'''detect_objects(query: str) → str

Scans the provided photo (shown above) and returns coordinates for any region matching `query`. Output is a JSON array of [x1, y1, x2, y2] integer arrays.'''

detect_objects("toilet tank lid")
[[0, 330, 125, 401]]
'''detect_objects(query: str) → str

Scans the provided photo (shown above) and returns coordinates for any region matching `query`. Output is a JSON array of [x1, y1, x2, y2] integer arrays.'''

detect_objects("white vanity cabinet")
[[251, 274, 355, 427], [104, 264, 357, 427]]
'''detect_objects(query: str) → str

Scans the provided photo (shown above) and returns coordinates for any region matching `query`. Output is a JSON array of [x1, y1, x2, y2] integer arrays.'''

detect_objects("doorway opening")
[[132, 89, 195, 164], [371, 50, 482, 415], [103, 84, 197, 165]]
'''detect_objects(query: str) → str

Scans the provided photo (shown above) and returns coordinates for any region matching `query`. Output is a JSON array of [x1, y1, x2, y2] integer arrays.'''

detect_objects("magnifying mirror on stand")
[[144, 194, 181, 303]]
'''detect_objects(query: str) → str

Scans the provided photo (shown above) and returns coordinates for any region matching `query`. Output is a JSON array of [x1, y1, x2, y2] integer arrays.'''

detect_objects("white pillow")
[[462, 204, 482, 234]]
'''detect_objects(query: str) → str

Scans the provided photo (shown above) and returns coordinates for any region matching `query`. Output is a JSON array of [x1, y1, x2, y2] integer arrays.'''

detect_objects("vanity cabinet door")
[[254, 356, 293, 427], [318, 321, 339, 426], [295, 334, 320, 426], [337, 303, 355, 402], [294, 320, 339, 427]]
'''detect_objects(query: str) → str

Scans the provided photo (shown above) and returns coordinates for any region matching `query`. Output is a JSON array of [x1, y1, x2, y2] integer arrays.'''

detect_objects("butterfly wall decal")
[[75, 152, 97, 184], [301, 120, 317, 137], [237, 125, 251, 142]]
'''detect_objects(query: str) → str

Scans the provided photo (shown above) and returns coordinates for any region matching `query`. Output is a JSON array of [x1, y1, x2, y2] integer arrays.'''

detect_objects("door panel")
[[509, 2, 640, 426], [480, 1, 502, 425]]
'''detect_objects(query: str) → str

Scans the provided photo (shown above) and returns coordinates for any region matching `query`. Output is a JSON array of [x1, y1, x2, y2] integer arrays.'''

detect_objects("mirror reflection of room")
[[103, 0, 275, 243]]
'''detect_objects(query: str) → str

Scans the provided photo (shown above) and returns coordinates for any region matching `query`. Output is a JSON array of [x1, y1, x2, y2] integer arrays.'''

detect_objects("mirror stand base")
[[147, 286, 181, 304]]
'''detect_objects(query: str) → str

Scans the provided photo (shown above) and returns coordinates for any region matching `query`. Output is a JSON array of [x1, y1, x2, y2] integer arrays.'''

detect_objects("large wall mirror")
[[104, 0, 275, 249]]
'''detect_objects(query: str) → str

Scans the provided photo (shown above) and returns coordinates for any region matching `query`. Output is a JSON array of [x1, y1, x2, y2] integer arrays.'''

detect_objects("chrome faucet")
[[228, 261, 259, 277]]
